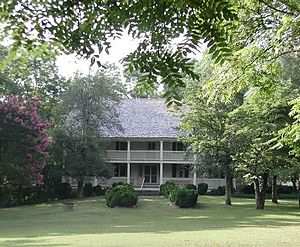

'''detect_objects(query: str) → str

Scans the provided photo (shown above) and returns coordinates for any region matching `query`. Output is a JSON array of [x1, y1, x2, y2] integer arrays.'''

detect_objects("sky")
[[56, 34, 206, 78], [56, 34, 139, 78]]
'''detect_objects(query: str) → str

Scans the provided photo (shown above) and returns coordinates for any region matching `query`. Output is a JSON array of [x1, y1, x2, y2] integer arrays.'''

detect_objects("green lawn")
[[0, 196, 299, 247]]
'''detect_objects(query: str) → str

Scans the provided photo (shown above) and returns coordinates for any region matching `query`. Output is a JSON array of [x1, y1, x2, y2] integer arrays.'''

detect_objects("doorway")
[[144, 165, 158, 184]]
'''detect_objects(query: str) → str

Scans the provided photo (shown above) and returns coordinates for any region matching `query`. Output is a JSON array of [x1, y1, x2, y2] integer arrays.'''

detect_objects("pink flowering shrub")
[[0, 95, 51, 184]]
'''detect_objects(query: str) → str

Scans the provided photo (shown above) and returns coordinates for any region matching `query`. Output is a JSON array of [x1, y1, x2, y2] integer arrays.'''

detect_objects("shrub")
[[278, 185, 296, 194], [171, 188, 198, 208], [240, 184, 255, 194], [55, 182, 72, 199], [0, 185, 47, 208], [112, 182, 126, 188], [93, 185, 105, 196], [83, 183, 94, 197], [186, 184, 197, 190], [160, 182, 177, 197], [210, 186, 225, 196], [105, 184, 138, 208], [197, 183, 208, 195]]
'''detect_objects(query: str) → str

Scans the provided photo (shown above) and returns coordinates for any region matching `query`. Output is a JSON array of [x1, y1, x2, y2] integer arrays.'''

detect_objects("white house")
[[100, 98, 226, 192], [66, 98, 226, 192]]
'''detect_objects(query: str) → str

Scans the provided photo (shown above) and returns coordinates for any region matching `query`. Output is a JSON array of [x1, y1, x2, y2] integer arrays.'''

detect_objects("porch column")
[[160, 163, 163, 185], [127, 141, 131, 161], [193, 170, 197, 185], [127, 163, 131, 184], [193, 154, 197, 185], [160, 141, 163, 160], [160, 141, 164, 185], [127, 141, 131, 184]]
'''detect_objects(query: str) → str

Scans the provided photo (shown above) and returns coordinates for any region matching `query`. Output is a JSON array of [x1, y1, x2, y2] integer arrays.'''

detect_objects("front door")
[[144, 165, 158, 183]]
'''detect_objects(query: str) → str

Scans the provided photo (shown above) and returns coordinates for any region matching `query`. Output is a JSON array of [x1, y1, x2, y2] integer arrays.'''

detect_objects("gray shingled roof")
[[104, 98, 180, 138]]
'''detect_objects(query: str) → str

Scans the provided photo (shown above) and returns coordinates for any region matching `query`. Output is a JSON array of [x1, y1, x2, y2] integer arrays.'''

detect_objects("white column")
[[193, 170, 197, 185], [160, 141, 163, 160], [127, 141, 131, 161], [127, 162, 131, 184], [160, 141, 164, 185], [160, 163, 163, 185], [193, 154, 197, 185], [127, 141, 131, 184]]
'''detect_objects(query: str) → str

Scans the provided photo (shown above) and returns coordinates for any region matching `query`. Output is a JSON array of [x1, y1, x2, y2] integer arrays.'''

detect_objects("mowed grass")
[[0, 196, 299, 247]]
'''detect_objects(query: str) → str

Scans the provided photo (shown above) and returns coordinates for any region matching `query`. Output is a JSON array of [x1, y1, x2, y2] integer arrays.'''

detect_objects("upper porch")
[[106, 140, 194, 163]]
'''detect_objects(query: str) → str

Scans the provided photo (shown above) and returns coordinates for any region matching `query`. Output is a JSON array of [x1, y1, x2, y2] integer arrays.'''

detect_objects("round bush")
[[197, 183, 208, 195], [83, 183, 94, 197], [105, 184, 138, 208], [171, 188, 198, 208], [240, 184, 255, 194], [56, 182, 72, 199], [93, 185, 104, 196], [112, 182, 126, 188], [210, 186, 225, 196], [160, 182, 177, 197], [186, 184, 197, 190]]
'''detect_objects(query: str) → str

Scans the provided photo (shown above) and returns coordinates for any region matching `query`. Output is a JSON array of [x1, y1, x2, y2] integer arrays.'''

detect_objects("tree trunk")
[[298, 188, 300, 208], [272, 175, 278, 204], [224, 165, 232, 205], [253, 173, 268, 210], [77, 179, 84, 198]]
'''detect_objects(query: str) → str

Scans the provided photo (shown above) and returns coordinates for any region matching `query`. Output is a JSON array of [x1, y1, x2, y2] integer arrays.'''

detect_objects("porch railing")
[[130, 150, 160, 161], [106, 150, 193, 162]]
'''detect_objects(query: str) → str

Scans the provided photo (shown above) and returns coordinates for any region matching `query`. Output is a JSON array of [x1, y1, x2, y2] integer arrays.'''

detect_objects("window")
[[114, 163, 127, 177], [116, 141, 127, 150], [172, 164, 190, 178], [148, 142, 156, 150], [172, 165, 177, 178], [172, 142, 185, 151]]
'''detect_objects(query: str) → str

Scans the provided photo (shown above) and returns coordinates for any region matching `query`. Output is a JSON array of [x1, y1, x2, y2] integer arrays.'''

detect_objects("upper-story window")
[[116, 141, 127, 150], [172, 142, 185, 151], [148, 142, 156, 150]]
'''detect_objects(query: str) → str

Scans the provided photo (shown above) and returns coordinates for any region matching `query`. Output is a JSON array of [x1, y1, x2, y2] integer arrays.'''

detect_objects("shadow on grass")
[[0, 196, 299, 246]]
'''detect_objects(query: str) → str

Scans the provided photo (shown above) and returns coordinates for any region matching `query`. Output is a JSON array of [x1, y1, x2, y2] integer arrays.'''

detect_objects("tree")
[[0, 0, 239, 104], [229, 82, 297, 209], [0, 1, 299, 103], [0, 95, 51, 187], [55, 68, 124, 197], [180, 56, 241, 205], [0, 45, 68, 119]]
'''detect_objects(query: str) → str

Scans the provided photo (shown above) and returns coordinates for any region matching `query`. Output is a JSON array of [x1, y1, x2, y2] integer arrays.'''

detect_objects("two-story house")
[[97, 98, 226, 192]]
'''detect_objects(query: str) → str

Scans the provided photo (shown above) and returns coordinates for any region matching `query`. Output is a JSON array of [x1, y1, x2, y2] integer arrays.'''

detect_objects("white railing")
[[163, 177, 194, 186], [163, 151, 194, 161], [98, 177, 127, 187], [140, 177, 145, 191], [106, 150, 127, 160], [106, 150, 193, 162], [130, 150, 160, 161]]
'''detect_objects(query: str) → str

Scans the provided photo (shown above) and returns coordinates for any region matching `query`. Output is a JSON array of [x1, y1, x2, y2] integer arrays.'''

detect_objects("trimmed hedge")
[[186, 184, 197, 190], [105, 184, 138, 208], [0, 185, 47, 208], [83, 183, 94, 197], [160, 182, 198, 208], [93, 185, 105, 196], [160, 182, 177, 197], [209, 186, 225, 196], [198, 183, 208, 195], [238, 184, 296, 195], [171, 188, 198, 208]]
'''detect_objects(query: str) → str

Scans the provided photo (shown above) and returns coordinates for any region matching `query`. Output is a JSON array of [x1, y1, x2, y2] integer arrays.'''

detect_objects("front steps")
[[134, 183, 160, 195]]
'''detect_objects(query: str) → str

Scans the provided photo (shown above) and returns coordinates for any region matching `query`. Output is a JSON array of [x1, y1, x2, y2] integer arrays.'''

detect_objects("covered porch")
[[97, 163, 227, 191]]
